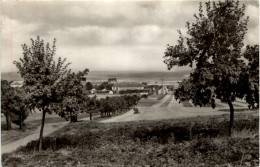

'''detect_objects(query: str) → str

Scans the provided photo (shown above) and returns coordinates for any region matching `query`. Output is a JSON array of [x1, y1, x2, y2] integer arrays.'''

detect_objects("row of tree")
[[85, 81, 113, 91], [86, 95, 140, 118], [1, 79, 140, 128]]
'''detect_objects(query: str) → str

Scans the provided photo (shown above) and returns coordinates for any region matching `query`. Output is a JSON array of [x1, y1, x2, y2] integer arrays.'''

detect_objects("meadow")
[[2, 111, 258, 167]]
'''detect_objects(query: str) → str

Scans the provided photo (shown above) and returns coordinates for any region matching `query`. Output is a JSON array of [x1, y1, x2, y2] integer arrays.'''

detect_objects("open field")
[[2, 111, 258, 167], [137, 94, 165, 107]]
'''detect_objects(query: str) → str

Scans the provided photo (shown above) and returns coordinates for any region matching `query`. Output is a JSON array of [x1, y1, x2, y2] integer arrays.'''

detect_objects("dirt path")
[[1, 122, 68, 154], [1, 113, 95, 154]]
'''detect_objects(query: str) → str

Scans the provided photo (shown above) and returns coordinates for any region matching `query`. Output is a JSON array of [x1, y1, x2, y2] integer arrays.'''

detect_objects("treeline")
[[85, 81, 113, 91], [85, 95, 140, 118], [1, 78, 140, 130]]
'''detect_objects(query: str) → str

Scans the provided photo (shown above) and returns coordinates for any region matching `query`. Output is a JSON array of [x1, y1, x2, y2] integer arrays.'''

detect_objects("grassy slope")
[[1, 113, 90, 145], [2, 111, 258, 167]]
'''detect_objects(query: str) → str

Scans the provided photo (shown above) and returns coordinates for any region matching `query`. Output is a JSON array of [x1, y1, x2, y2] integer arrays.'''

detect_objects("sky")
[[1, 0, 259, 73]]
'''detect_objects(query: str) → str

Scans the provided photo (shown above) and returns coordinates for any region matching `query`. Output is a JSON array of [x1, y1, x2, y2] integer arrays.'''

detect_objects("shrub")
[[133, 108, 139, 114]]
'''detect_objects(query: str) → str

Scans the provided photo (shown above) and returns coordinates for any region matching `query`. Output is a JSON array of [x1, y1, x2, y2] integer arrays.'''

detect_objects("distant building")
[[10, 81, 23, 88], [108, 78, 117, 84], [90, 89, 96, 94], [112, 82, 144, 93], [109, 90, 114, 95], [142, 82, 148, 86]]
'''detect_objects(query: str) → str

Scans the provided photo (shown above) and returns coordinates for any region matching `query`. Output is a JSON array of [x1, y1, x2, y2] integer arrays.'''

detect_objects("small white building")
[[90, 89, 96, 94], [109, 90, 114, 95]]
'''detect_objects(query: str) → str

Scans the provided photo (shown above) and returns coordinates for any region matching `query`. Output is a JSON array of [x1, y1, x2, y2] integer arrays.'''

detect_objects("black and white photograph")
[[1, 0, 259, 166]]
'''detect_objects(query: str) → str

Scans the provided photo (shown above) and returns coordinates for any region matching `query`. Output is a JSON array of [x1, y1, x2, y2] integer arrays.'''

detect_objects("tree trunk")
[[39, 110, 46, 151], [90, 113, 92, 120], [19, 115, 23, 130], [5, 111, 12, 130], [227, 100, 234, 136]]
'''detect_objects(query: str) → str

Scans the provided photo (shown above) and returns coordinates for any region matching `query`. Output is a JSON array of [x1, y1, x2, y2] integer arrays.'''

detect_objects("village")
[[9, 77, 179, 96]]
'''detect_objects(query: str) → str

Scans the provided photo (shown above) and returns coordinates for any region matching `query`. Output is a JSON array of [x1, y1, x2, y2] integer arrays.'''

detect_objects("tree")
[[97, 82, 113, 90], [164, 0, 252, 135], [14, 36, 72, 150], [10, 87, 30, 129], [84, 95, 101, 120], [1, 80, 30, 130], [55, 69, 89, 122], [85, 82, 93, 90], [243, 45, 259, 109], [1, 80, 14, 130]]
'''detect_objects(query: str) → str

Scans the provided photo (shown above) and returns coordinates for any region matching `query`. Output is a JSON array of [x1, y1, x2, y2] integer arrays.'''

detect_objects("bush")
[[133, 108, 139, 114]]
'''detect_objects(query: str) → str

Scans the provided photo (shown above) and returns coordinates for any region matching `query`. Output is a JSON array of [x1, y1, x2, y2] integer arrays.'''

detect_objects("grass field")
[[160, 95, 174, 107], [182, 101, 193, 107], [137, 94, 165, 107], [2, 111, 258, 167]]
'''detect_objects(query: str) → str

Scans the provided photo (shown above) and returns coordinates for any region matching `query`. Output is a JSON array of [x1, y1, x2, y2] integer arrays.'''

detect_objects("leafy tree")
[[55, 69, 89, 122], [164, 0, 252, 135], [97, 82, 113, 90], [10, 87, 30, 129], [1, 80, 30, 130], [85, 82, 93, 90], [238, 45, 259, 109], [14, 36, 72, 150], [1, 80, 14, 130], [84, 95, 100, 120]]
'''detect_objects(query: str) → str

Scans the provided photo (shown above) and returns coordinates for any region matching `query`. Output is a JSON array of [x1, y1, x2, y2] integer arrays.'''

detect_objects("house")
[[112, 82, 144, 93], [90, 89, 96, 94], [108, 78, 117, 84]]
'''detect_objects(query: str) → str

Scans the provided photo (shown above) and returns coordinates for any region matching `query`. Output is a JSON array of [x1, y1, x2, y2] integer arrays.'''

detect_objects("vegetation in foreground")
[[2, 111, 258, 167]]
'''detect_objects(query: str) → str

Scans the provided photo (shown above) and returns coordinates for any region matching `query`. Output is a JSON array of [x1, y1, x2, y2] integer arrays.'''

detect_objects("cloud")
[[1, 0, 258, 73], [1, 1, 197, 35]]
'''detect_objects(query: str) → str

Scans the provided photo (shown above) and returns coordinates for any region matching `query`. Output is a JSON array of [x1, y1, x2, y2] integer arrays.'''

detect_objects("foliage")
[[96, 82, 113, 90], [10, 88, 30, 129], [1, 80, 14, 130], [1, 80, 30, 130], [54, 69, 89, 122], [14, 37, 71, 113], [239, 45, 259, 109], [84, 95, 140, 117], [163, 0, 255, 135], [13, 36, 88, 150], [133, 107, 139, 114], [85, 81, 93, 90]]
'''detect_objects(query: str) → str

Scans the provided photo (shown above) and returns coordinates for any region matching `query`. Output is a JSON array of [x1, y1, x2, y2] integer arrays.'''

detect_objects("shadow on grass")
[[218, 108, 251, 112]]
